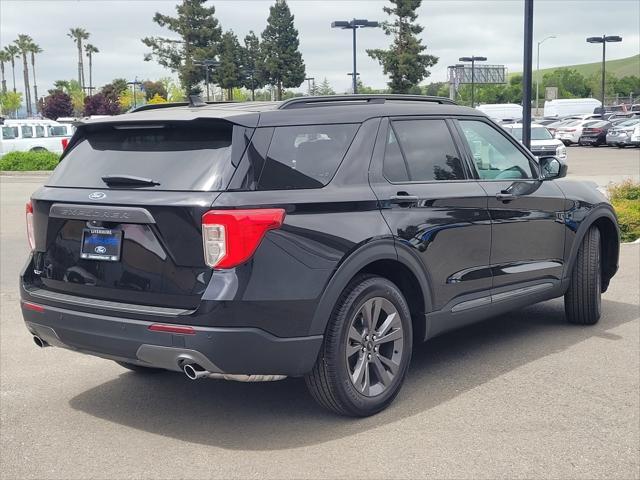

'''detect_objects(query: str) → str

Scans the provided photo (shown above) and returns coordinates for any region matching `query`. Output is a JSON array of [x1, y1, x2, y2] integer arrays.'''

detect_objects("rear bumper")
[[21, 299, 323, 377]]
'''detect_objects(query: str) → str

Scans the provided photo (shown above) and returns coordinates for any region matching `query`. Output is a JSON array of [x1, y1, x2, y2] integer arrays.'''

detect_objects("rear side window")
[[21, 126, 33, 138], [47, 121, 239, 191], [48, 126, 68, 136], [384, 119, 465, 182], [257, 124, 358, 190], [35, 125, 45, 137]]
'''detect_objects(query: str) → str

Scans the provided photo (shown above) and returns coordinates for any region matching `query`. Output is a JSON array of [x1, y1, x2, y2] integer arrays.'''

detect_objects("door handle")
[[390, 194, 419, 205], [495, 192, 517, 201]]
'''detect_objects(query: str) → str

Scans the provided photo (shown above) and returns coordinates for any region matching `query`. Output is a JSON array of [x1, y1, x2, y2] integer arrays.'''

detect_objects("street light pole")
[[331, 19, 379, 95], [587, 35, 622, 117], [459, 55, 487, 108], [536, 35, 556, 115], [305, 77, 315, 96]]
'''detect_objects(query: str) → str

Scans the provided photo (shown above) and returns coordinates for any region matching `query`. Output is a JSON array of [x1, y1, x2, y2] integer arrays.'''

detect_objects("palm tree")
[[84, 44, 99, 94], [14, 35, 33, 116], [0, 50, 9, 93], [68, 28, 89, 92], [5, 45, 19, 93], [28, 42, 43, 113]]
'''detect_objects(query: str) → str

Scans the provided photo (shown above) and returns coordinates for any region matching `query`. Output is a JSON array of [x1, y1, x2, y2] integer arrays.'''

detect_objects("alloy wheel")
[[345, 296, 404, 397]]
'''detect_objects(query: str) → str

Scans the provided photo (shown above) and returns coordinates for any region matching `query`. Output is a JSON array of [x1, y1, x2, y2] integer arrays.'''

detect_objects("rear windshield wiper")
[[101, 174, 160, 187]]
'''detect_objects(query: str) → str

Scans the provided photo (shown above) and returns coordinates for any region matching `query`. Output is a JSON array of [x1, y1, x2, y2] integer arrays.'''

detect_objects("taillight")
[[202, 209, 285, 269], [26, 201, 35, 251], [61, 138, 69, 150]]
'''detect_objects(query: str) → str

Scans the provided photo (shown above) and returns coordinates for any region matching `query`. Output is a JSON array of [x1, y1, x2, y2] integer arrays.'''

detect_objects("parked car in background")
[[630, 123, 640, 146], [476, 103, 523, 122], [502, 123, 567, 159], [578, 120, 612, 147], [0, 119, 73, 155], [606, 118, 640, 147], [543, 98, 602, 118], [554, 119, 602, 145]]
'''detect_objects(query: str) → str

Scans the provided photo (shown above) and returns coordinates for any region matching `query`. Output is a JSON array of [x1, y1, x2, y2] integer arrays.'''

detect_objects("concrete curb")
[[0, 171, 52, 176]]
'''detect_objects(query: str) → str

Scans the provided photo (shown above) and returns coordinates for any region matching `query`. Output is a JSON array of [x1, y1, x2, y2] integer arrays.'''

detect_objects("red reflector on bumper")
[[148, 324, 196, 335], [22, 302, 45, 313]]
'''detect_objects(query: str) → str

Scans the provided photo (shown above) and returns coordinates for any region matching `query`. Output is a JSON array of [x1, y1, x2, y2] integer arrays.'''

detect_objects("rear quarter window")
[[257, 124, 358, 190]]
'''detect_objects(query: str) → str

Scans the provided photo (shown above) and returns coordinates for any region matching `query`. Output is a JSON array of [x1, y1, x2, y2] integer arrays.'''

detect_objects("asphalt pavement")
[[1, 147, 638, 479]]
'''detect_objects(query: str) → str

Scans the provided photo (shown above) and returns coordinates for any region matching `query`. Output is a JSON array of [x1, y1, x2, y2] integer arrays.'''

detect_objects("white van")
[[475, 103, 523, 122], [0, 119, 74, 155], [543, 98, 602, 118]]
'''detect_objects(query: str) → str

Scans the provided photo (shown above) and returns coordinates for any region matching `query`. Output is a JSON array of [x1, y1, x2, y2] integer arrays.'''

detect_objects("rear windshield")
[[507, 126, 553, 141], [47, 121, 238, 191], [257, 124, 358, 190]]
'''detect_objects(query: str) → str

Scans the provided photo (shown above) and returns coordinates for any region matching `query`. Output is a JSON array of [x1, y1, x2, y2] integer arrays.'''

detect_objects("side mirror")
[[538, 156, 567, 180]]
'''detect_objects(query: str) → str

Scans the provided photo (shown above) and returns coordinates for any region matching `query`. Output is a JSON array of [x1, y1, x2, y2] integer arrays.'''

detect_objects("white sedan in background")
[[554, 119, 602, 145], [502, 123, 567, 160]]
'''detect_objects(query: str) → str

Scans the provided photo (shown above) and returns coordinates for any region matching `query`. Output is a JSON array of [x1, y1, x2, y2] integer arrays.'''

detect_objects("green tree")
[[586, 70, 617, 99], [101, 78, 128, 105], [52, 79, 84, 115], [0, 90, 21, 117], [613, 75, 640, 97], [261, 0, 306, 100], [28, 41, 43, 112], [159, 77, 185, 101], [367, 0, 438, 93], [141, 80, 167, 100], [542, 68, 589, 99], [4, 45, 19, 93], [142, 0, 222, 95], [214, 31, 243, 100], [0, 49, 9, 93], [14, 35, 33, 116], [242, 31, 265, 100], [68, 28, 90, 91], [84, 43, 99, 94], [316, 77, 335, 96]]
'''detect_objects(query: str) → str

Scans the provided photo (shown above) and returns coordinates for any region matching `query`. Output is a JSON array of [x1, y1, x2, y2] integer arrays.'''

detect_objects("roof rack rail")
[[278, 94, 456, 110], [129, 99, 235, 113]]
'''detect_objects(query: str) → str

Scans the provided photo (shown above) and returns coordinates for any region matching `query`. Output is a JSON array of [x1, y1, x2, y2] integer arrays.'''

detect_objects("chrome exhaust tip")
[[183, 363, 210, 380], [33, 335, 48, 348]]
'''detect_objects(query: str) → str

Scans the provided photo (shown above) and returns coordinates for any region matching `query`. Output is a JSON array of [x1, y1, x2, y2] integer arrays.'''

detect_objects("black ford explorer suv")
[[21, 95, 619, 416]]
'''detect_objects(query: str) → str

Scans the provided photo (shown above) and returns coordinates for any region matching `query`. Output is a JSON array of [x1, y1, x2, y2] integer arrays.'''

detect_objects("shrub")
[[0, 151, 60, 171], [609, 180, 640, 243]]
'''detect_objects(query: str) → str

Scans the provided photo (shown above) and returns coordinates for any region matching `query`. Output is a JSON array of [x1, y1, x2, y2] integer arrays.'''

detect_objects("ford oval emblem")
[[94, 246, 107, 254], [89, 192, 106, 200]]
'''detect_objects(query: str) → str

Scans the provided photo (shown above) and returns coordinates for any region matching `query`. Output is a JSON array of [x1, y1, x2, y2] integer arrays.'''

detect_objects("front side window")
[[21, 126, 33, 138], [459, 120, 535, 180], [1, 127, 15, 139], [258, 124, 358, 190], [384, 119, 465, 182]]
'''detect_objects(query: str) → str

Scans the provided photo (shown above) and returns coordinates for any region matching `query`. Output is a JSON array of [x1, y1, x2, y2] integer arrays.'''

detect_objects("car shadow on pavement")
[[69, 298, 639, 450]]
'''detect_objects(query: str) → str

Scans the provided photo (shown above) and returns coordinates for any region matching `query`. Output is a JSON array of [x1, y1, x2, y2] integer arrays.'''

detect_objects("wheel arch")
[[565, 207, 620, 292], [309, 239, 432, 339]]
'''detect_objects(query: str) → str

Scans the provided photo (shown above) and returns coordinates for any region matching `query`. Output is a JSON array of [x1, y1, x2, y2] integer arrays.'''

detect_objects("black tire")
[[115, 361, 164, 374], [565, 226, 602, 325], [305, 274, 413, 417]]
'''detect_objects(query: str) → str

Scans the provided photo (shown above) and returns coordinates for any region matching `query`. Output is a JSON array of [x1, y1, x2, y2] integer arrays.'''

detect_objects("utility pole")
[[522, 0, 534, 151], [536, 35, 556, 116]]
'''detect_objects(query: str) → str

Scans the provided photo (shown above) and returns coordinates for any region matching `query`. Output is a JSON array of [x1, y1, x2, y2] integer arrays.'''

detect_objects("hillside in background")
[[512, 54, 640, 81]]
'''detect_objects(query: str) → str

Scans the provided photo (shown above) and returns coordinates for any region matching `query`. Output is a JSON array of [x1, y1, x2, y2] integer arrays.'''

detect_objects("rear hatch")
[[27, 119, 252, 310]]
